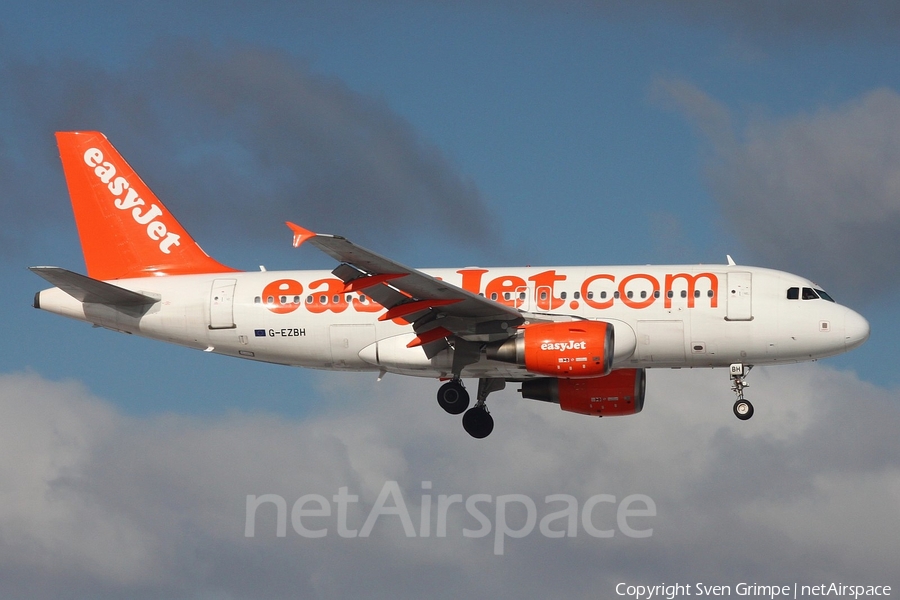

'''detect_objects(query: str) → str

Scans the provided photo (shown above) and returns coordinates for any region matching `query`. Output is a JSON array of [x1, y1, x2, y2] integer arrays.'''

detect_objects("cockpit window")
[[788, 286, 835, 302], [815, 289, 835, 303]]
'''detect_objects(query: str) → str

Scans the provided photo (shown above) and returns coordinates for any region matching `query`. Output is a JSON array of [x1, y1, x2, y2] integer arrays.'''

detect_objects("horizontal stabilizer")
[[29, 267, 158, 306]]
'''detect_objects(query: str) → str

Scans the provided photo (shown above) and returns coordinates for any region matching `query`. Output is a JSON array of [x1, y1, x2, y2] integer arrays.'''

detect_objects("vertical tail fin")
[[56, 131, 237, 280]]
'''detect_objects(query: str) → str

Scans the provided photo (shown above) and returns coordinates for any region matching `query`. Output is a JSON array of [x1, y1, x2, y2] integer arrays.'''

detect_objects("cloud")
[[1, 365, 897, 598], [657, 79, 900, 301], [0, 40, 499, 261]]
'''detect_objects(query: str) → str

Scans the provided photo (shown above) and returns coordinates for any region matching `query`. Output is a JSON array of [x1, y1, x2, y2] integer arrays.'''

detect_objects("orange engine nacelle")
[[520, 369, 646, 417], [487, 321, 614, 378]]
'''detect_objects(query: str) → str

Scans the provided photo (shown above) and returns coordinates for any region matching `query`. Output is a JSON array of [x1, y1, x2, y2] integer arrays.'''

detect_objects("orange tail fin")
[[56, 131, 237, 280]]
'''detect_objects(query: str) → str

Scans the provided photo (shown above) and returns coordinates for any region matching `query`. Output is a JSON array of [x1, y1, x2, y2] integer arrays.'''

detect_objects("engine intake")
[[521, 369, 646, 417], [487, 321, 614, 378]]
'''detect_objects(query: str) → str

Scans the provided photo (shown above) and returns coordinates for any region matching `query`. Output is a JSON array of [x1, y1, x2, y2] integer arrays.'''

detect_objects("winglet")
[[286, 222, 317, 248]]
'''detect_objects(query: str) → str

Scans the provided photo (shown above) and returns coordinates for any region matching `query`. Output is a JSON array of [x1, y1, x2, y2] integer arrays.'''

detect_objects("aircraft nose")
[[844, 309, 870, 351]]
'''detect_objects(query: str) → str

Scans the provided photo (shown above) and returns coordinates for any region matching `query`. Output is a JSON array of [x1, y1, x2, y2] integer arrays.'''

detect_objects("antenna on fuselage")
[[726, 255, 736, 266]]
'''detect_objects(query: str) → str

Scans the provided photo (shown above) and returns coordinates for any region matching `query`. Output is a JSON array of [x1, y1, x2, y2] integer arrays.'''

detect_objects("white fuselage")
[[35, 264, 870, 379]]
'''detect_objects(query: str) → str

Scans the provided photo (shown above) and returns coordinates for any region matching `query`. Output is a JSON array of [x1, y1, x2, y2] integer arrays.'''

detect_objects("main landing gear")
[[436, 378, 505, 438], [437, 380, 469, 415], [730, 363, 754, 420]]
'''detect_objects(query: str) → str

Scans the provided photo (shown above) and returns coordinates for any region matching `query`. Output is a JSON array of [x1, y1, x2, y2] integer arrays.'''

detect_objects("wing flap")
[[288, 222, 523, 325]]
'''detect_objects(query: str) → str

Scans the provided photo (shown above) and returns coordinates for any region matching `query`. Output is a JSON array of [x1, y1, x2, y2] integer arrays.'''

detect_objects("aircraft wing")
[[287, 222, 524, 349]]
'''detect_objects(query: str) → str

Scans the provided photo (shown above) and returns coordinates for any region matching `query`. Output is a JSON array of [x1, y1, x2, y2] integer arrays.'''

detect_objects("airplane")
[[31, 131, 870, 438]]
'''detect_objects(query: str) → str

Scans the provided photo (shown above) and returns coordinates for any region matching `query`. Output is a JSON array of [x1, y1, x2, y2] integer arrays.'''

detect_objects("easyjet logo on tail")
[[83, 148, 182, 254]]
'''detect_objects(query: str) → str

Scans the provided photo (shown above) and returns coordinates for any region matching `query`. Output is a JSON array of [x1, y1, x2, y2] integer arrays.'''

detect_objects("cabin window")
[[574, 291, 581, 300], [680, 290, 687, 298], [587, 291, 594, 300], [640, 291, 647, 299], [539, 291, 547, 301], [560, 291, 567, 300], [319, 295, 327, 304], [600, 291, 607, 299], [626, 291, 633, 299], [491, 292, 498, 300], [254, 296, 261, 304], [694, 290, 701, 298], [654, 291, 660, 299]]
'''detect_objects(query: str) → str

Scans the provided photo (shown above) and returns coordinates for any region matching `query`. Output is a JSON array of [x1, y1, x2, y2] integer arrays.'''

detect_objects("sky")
[[1, 1, 899, 598]]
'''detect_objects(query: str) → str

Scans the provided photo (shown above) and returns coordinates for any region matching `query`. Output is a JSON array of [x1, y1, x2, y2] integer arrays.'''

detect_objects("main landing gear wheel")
[[733, 399, 754, 420], [437, 380, 470, 415], [460, 378, 505, 438], [462, 406, 494, 439]]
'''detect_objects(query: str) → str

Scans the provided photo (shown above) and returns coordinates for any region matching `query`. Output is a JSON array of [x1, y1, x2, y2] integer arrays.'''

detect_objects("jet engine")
[[520, 368, 646, 417], [487, 321, 614, 378]]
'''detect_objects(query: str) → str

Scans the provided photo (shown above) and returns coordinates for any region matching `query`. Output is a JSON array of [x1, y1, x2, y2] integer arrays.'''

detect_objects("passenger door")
[[726, 272, 752, 321]]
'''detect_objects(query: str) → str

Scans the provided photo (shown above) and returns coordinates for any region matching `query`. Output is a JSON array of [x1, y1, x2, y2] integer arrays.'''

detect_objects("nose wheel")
[[730, 363, 754, 420], [733, 398, 754, 420]]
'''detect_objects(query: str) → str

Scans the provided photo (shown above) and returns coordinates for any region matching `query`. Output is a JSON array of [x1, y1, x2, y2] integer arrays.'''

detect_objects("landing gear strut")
[[730, 363, 754, 420], [461, 378, 505, 439], [437, 379, 469, 415]]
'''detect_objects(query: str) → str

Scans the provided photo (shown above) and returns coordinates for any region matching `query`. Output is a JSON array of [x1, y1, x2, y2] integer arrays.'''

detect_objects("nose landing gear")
[[730, 363, 754, 420]]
